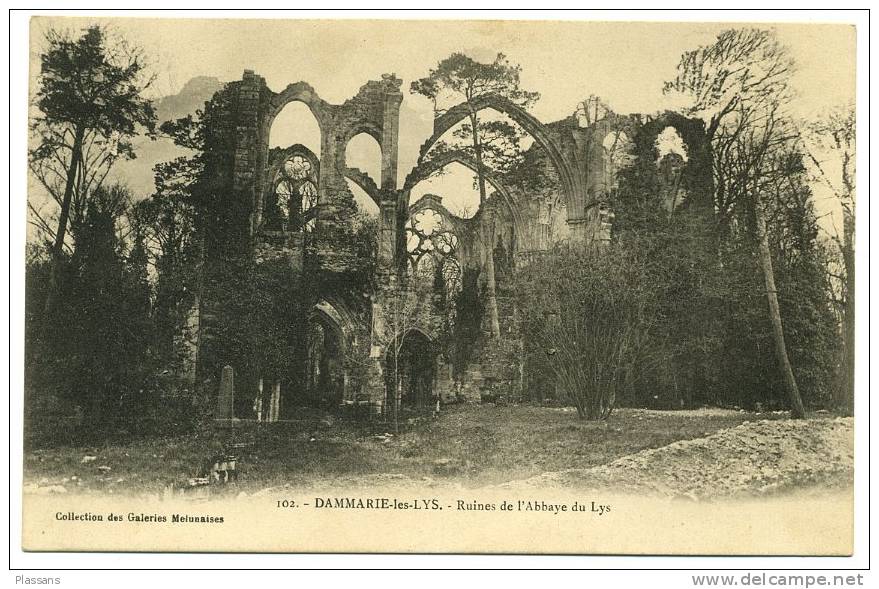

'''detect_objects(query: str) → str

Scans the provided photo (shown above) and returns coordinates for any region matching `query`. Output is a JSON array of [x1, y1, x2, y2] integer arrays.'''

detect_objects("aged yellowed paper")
[[22, 16, 856, 555]]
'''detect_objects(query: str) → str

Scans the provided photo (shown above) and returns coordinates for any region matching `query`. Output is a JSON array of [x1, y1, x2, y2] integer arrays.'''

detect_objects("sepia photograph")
[[15, 12, 862, 558]]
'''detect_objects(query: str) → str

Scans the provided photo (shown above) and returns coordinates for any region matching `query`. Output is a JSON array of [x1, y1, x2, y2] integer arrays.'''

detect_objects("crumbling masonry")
[[193, 71, 712, 420]]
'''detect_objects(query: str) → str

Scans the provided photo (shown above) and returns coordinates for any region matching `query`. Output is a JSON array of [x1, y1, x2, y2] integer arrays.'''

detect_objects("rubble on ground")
[[503, 417, 853, 499]]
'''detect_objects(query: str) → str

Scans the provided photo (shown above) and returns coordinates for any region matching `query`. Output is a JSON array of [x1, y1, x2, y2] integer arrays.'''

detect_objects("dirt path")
[[502, 417, 853, 498]]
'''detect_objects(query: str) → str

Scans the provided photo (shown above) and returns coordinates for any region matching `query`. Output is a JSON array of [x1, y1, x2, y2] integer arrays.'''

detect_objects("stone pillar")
[[236, 70, 266, 237], [318, 126, 336, 213], [536, 197, 552, 250], [365, 353, 385, 415], [215, 365, 235, 419], [378, 194, 397, 269], [197, 71, 266, 398], [566, 216, 592, 244], [597, 204, 615, 247], [566, 205, 613, 247], [380, 75, 403, 191]]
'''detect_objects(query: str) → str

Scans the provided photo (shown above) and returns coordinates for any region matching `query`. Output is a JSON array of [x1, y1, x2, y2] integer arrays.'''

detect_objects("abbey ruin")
[[194, 70, 712, 420]]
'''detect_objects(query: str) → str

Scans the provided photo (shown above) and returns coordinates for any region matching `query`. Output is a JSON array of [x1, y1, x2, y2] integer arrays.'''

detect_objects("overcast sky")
[[30, 17, 856, 218]]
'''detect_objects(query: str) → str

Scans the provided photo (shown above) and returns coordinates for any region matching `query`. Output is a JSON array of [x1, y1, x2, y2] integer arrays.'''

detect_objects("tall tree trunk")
[[755, 199, 806, 419], [469, 112, 487, 203], [483, 218, 501, 338], [43, 125, 85, 320], [468, 111, 500, 338]]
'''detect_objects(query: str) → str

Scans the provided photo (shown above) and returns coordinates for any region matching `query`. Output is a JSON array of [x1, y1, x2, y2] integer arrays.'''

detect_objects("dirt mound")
[[503, 417, 853, 499]]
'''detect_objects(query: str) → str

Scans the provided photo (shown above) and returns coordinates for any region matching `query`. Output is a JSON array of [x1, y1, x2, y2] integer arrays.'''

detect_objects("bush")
[[515, 243, 660, 419]]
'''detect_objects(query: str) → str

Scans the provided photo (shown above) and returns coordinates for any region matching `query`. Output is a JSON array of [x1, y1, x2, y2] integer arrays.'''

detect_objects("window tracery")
[[268, 151, 320, 231], [405, 207, 461, 298]]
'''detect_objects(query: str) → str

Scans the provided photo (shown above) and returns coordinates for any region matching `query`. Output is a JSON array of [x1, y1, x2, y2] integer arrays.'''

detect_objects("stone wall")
[[193, 71, 712, 418]]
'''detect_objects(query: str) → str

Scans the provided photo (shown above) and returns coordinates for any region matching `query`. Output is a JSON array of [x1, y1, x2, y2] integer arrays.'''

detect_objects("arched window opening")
[[424, 109, 534, 177], [409, 162, 481, 218], [416, 97, 576, 226], [601, 129, 635, 193], [345, 132, 382, 184], [269, 101, 321, 154], [414, 253, 437, 284], [655, 127, 689, 212], [405, 207, 460, 300], [268, 150, 320, 231], [655, 126, 689, 163]]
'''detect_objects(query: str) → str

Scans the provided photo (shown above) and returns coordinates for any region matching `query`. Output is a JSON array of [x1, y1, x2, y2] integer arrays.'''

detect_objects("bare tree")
[[574, 95, 613, 128], [803, 105, 855, 411], [665, 28, 806, 418], [515, 244, 659, 420], [665, 28, 795, 235], [574, 95, 635, 200]]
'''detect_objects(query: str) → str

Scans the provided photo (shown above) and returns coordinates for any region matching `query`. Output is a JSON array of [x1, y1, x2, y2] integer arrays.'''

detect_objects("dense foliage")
[[25, 185, 185, 442]]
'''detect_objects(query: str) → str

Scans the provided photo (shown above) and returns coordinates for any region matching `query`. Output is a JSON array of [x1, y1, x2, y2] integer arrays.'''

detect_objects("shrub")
[[515, 243, 660, 419]]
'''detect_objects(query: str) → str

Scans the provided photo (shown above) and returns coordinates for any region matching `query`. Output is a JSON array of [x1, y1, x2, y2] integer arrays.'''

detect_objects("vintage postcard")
[[19, 15, 858, 555]]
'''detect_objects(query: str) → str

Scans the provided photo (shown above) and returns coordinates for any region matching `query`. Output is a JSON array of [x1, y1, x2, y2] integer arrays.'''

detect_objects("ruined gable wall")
[[196, 71, 403, 413]]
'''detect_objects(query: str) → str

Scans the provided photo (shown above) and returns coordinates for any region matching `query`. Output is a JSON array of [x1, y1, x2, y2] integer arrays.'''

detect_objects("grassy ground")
[[23, 404, 790, 495]]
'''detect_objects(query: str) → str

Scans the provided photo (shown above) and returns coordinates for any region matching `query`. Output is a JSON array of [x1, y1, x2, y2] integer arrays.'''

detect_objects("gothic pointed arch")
[[403, 149, 525, 235], [414, 94, 579, 215]]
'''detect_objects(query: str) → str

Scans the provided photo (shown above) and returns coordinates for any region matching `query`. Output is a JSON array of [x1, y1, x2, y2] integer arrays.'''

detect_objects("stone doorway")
[[305, 313, 345, 407], [387, 329, 437, 409]]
